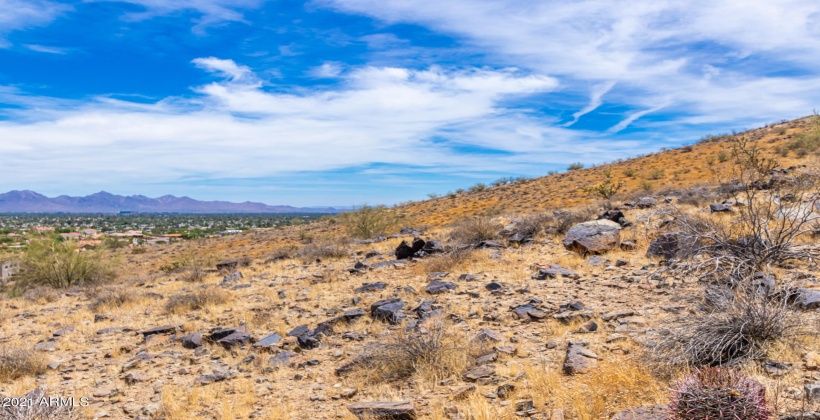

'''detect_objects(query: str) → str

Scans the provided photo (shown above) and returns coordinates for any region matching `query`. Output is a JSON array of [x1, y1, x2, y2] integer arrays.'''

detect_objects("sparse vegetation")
[[0, 346, 47, 382], [17, 239, 116, 289], [567, 162, 584, 171], [449, 216, 501, 247], [165, 287, 231, 314], [88, 285, 145, 312], [581, 169, 625, 199], [339, 205, 402, 239]]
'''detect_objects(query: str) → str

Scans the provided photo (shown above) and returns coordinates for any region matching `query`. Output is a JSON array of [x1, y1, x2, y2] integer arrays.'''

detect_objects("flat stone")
[[463, 365, 495, 382], [253, 333, 281, 349], [532, 265, 580, 280], [140, 325, 177, 337], [181, 332, 203, 349], [348, 402, 416, 420], [424, 280, 457, 294], [563, 342, 599, 374]]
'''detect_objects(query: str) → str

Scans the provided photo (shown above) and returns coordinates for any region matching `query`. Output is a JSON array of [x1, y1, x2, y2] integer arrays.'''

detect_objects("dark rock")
[[563, 220, 621, 254], [635, 197, 658, 209], [53, 327, 74, 337], [563, 342, 599, 374], [424, 280, 457, 294], [579, 320, 598, 332], [96, 326, 133, 335], [181, 332, 203, 349], [532, 265, 580, 280], [620, 240, 637, 251], [34, 341, 56, 352], [140, 325, 177, 338], [792, 288, 820, 310], [512, 303, 546, 321], [297, 334, 321, 349], [427, 272, 449, 280], [207, 326, 247, 342], [615, 259, 629, 267], [354, 282, 387, 293], [218, 331, 252, 348], [458, 274, 477, 282], [348, 402, 416, 420], [371, 299, 406, 324], [709, 203, 733, 213], [420, 240, 444, 255], [216, 260, 237, 272], [475, 328, 503, 343], [599, 210, 631, 228], [806, 383, 820, 401], [497, 384, 515, 399], [287, 325, 310, 337], [396, 238, 425, 260], [253, 333, 282, 349], [646, 232, 699, 260], [462, 365, 495, 382], [485, 282, 503, 291], [414, 300, 443, 319], [196, 369, 232, 385], [371, 260, 404, 269], [340, 308, 367, 322], [477, 240, 505, 249]]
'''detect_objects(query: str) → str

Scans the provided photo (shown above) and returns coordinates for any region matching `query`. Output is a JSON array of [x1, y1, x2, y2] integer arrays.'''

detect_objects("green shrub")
[[567, 162, 584, 171], [339, 205, 402, 239], [468, 182, 487, 192], [581, 170, 624, 199], [19, 240, 116, 289]]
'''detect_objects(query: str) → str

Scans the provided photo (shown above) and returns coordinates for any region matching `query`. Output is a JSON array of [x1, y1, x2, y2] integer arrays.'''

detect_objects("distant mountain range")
[[0, 191, 343, 214]]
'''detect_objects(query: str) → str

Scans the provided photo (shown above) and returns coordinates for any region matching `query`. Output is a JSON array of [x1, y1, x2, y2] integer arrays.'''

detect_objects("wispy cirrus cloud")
[[320, 0, 820, 131], [0, 0, 70, 47], [93, 0, 267, 32]]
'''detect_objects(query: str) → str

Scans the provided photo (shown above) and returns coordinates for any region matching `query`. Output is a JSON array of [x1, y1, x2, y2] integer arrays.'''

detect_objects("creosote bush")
[[339, 205, 402, 239], [19, 240, 117, 289], [0, 346, 47, 382], [87, 286, 145, 313], [581, 169, 625, 199], [669, 367, 770, 420]]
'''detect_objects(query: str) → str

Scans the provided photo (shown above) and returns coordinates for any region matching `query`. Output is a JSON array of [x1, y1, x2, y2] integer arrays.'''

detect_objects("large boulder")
[[646, 232, 699, 260], [562, 220, 621, 254], [395, 238, 425, 260], [562, 342, 599, 374], [371, 298, 406, 324]]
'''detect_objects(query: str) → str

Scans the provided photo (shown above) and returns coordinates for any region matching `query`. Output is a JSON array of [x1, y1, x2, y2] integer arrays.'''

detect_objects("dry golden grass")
[[165, 286, 233, 314], [0, 346, 47, 382]]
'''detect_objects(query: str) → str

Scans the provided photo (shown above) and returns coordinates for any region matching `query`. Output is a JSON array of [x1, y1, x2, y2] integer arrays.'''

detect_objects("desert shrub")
[[266, 245, 297, 263], [567, 162, 584, 171], [640, 180, 653, 192], [0, 346, 47, 382], [511, 212, 552, 239], [468, 182, 487, 192], [0, 387, 78, 420], [419, 246, 476, 274], [668, 367, 770, 420], [339, 205, 402, 239], [651, 294, 801, 368], [131, 247, 147, 255], [581, 169, 625, 199], [786, 113, 820, 156], [165, 287, 231, 314], [449, 216, 501, 247], [674, 186, 721, 207], [622, 168, 636, 178], [87, 286, 145, 312], [179, 265, 207, 282], [647, 168, 665, 180], [18, 240, 116, 289], [717, 150, 729, 163], [297, 242, 348, 262], [338, 319, 487, 383]]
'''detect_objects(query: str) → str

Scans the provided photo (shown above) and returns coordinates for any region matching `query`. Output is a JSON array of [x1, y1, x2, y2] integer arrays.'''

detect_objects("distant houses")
[[59, 232, 82, 240]]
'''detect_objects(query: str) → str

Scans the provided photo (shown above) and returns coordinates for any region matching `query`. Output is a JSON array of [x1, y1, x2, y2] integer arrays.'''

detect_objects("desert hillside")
[[0, 116, 819, 420]]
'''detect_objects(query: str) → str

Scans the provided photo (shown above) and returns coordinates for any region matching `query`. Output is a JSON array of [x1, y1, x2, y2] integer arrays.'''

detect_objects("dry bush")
[[18, 240, 117, 289], [266, 245, 297, 263], [449, 216, 502, 247], [0, 388, 78, 420], [339, 205, 403, 239], [510, 212, 552, 240], [0, 346, 47, 382], [650, 294, 802, 369], [418, 246, 476, 274], [87, 286, 145, 313], [165, 287, 231, 314], [669, 367, 770, 420], [340, 319, 487, 384], [180, 265, 207, 282], [297, 242, 348, 262], [671, 186, 722, 207]]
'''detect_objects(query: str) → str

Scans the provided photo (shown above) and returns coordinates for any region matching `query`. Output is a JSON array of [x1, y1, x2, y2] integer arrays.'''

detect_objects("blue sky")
[[1, 0, 820, 206]]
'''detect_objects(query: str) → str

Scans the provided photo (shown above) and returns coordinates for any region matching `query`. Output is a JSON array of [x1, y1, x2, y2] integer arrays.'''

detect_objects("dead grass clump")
[[180, 265, 207, 282], [266, 246, 297, 263], [340, 319, 487, 384], [418, 246, 476, 274], [0, 347, 47, 382], [650, 294, 802, 369], [510, 212, 552, 240], [165, 287, 231, 314], [449, 216, 502, 247], [297, 242, 348, 262], [22, 287, 58, 304], [87, 286, 145, 313]]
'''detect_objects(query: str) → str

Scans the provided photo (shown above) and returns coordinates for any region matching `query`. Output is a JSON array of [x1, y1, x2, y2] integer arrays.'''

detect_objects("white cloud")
[[24, 44, 68, 54], [0, 0, 69, 46], [564, 82, 616, 127], [310, 62, 344, 78], [93, 0, 266, 32], [2, 60, 639, 197], [321, 0, 820, 129]]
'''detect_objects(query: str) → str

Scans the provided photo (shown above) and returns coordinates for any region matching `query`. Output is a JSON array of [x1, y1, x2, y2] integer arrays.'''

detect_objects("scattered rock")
[[371, 299, 406, 324], [646, 232, 699, 260], [563, 220, 621, 254], [424, 280, 457, 294], [348, 402, 416, 420], [140, 325, 177, 338], [532, 265, 580, 280], [709, 203, 733, 213], [563, 342, 599, 374], [181, 332, 203, 349], [253, 333, 282, 349], [355, 282, 387, 293], [635, 197, 658, 209], [462, 365, 495, 382]]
